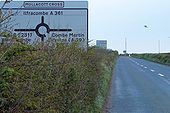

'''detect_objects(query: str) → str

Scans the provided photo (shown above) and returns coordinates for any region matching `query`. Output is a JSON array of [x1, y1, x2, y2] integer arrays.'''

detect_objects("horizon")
[[1, 0, 170, 54]]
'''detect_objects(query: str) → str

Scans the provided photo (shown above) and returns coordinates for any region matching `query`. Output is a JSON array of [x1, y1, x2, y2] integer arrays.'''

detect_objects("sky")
[[1, 0, 170, 53], [89, 0, 170, 53]]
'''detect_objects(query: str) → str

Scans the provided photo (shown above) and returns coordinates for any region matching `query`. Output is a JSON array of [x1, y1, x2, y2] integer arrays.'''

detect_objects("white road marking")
[[139, 69, 145, 72], [162, 79, 170, 85], [130, 59, 141, 66], [158, 73, 165, 77], [150, 69, 155, 72], [141, 65, 143, 67], [144, 67, 147, 69]]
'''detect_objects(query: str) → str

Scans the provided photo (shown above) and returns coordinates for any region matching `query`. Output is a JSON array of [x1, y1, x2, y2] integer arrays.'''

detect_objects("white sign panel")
[[0, 1, 88, 48], [96, 40, 107, 49]]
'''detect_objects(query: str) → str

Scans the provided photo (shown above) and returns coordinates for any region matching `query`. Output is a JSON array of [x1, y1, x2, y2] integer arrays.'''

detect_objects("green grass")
[[131, 53, 170, 66], [92, 61, 116, 113]]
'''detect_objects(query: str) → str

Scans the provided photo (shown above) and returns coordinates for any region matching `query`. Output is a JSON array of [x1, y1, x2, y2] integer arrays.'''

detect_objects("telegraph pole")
[[158, 40, 160, 54], [125, 37, 127, 55], [168, 37, 170, 40]]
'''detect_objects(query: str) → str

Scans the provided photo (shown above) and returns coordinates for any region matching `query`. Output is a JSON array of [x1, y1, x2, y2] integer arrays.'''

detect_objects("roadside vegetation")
[[131, 53, 170, 66], [1, 2, 118, 111], [0, 35, 118, 113]]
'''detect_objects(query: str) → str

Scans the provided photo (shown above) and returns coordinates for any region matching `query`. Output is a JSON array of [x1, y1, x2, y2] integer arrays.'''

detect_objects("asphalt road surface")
[[105, 56, 170, 113]]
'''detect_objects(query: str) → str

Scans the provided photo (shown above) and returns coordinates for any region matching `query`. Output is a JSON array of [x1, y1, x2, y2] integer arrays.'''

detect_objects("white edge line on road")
[[158, 73, 165, 77]]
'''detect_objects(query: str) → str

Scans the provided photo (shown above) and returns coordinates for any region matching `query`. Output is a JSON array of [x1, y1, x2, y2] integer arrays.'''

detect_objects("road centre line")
[[158, 73, 165, 77], [150, 69, 155, 72], [162, 78, 170, 85], [129, 59, 168, 84]]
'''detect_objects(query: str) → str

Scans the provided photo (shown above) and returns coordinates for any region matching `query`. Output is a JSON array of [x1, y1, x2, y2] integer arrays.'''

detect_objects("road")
[[105, 56, 170, 113]]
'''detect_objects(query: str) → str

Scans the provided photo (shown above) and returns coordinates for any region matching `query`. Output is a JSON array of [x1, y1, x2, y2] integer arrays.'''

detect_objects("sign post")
[[0, 1, 88, 48]]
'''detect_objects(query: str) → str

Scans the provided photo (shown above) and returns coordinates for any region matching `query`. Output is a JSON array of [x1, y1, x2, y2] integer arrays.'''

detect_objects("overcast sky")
[[1, 0, 170, 53], [89, 0, 170, 53]]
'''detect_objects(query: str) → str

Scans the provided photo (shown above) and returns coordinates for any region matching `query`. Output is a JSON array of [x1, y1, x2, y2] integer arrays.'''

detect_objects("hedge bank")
[[0, 38, 118, 113], [131, 53, 170, 66]]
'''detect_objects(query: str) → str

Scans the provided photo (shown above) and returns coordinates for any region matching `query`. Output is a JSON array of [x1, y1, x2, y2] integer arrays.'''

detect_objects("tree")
[[0, 0, 13, 33]]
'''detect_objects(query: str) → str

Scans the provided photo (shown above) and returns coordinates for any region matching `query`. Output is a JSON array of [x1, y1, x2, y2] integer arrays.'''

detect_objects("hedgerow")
[[0, 37, 118, 113], [131, 53, 170, 66]]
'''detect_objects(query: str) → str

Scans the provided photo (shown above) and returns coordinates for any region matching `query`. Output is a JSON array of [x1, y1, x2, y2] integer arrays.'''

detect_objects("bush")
[[131, 53, 170, 66], [0, 39, 118, 113]]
